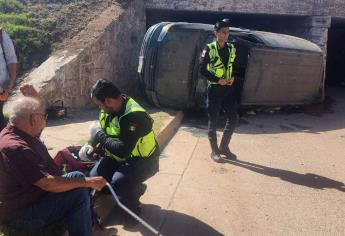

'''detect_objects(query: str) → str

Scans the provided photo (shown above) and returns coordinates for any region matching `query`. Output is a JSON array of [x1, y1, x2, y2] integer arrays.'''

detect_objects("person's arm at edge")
[[2, 30, 18, 92], [5, 64, 17, 91], [34, 175, 106, 193]]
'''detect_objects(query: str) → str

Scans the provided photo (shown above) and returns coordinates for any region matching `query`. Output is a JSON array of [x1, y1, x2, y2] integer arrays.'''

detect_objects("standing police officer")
[[199, 19, 238, 162]]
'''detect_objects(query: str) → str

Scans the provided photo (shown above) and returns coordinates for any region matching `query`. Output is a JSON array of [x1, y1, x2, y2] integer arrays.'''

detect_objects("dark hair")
[[214, 18, 231, 31], [90, 79, 121, 102]]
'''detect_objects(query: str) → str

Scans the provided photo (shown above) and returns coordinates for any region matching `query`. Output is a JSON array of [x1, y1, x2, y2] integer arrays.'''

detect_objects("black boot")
[[209, 139, 221, 162], [219, 135, 237, 160]]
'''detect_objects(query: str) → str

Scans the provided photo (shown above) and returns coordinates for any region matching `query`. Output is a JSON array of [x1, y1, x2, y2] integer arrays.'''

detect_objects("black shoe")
[[220, 146, 237, 160], [209, 139, 221, 163], [211, 151, 222, 162]]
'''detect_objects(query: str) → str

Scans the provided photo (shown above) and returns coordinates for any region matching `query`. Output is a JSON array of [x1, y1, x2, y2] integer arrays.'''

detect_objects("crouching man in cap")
[[0, 85, 107, 236], [80, 79, 160, 226]]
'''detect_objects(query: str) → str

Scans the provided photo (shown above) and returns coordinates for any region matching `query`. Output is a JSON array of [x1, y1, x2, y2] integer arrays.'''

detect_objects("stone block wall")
[[302, 15, 331, 53], [301, 15, 332, 91]]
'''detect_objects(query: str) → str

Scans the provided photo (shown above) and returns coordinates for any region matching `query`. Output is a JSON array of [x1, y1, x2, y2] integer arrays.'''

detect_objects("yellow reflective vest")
[[99, 97, 157, 162], [206, 41, 236, 84]]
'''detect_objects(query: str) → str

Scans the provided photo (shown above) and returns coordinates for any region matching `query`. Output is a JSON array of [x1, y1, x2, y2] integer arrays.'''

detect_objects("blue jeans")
[[8, 171, 92, 236]]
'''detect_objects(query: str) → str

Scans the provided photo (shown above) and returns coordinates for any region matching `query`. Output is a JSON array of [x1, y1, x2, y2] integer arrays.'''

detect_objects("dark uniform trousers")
[[206, 84, 238, 150], [89, 147, 160, 211]]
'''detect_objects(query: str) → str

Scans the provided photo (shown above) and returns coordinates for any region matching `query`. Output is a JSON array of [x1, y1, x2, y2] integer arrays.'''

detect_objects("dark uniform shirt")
[[96, 95, 154, 159], [0, 125, 61, 221]]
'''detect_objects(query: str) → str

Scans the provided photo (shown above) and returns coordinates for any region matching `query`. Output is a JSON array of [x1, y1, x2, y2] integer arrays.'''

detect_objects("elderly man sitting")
[[0, 85, 106, 236]]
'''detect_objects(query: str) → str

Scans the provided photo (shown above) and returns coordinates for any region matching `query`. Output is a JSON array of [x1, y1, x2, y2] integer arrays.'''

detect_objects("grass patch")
[[0, 13, 36, 26]]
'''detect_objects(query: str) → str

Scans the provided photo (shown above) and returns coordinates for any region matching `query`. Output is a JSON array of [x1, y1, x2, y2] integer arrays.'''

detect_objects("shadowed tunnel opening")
[[327, 19, 345, 87]]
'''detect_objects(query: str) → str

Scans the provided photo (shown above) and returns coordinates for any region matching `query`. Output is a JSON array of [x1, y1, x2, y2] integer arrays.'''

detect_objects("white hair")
[[9, 97, 43, 126]]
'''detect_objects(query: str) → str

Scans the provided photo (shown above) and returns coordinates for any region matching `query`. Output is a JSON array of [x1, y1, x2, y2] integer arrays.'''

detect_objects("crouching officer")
[[80, 79, 159, 220], [199, 18, 238, 162]]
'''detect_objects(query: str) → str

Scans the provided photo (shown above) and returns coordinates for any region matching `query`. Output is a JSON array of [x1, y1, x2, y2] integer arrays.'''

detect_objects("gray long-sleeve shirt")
[[0, 30, 17, 91]]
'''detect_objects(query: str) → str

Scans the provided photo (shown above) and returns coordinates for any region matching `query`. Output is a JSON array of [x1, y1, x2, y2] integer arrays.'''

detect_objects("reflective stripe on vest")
[[206, 41, 236, 85], [99, 98, 157, 162]]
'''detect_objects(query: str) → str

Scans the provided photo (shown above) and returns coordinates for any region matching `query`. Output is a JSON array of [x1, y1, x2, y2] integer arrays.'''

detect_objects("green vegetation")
[[0, 0, 53, 71]]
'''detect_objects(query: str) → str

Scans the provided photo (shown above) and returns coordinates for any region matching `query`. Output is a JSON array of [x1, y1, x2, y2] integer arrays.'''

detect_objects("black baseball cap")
[[214, 18, 231, 31], [90, 79, 121, 102]]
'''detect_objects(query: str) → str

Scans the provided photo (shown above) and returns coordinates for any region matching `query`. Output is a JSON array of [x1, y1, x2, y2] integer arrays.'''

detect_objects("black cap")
[[214, 18, 230, 31], [91, 79, 121, 102]]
